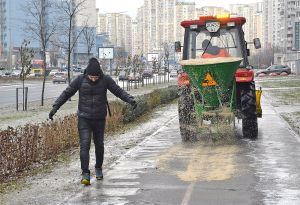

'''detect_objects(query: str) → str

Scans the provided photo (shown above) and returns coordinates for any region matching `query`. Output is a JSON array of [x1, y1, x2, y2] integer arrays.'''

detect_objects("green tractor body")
[[176, 15, 262, 141]]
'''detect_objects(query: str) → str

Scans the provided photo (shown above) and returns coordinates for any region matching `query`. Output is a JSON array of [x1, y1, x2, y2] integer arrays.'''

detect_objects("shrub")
[[0, 85, 178, 181]]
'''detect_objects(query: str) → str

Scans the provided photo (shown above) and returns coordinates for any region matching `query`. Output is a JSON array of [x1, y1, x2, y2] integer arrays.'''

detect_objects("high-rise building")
[[76, 0, 96, 27], [133, 6, 144, 55], [0, 0, 6, 57], [97, 12, 132, 54], [162, 0, 176, 44], [176, 1, 196, 42], [138, 0, 197, 55], [262, 0, 273, 48], [96, 12, 106, 34], [132, 21, 139, 55], [263, 0, 300, 52], [0, 0, 41, 59], [230, 3, 263, 51], [278, 0, 300, 51], [0, 0, 97, 66], [199, 6, 229, 16], [143, 0, 159, 54], [135, 1, 234, 56], [74, 0, 97, 63]]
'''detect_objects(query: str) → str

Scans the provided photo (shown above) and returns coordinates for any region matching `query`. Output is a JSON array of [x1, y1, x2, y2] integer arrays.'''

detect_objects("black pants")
[[78, 117, 105, 174]]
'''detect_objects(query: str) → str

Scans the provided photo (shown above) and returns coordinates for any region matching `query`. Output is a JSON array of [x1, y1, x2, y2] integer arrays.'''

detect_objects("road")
[[0, 75, 171, 108], [1, 94, 300, 205], [0, 81, 69, 107]]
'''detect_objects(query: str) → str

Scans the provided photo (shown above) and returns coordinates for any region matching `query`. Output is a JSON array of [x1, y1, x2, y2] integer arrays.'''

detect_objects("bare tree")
[[82, 24, 96, 58], [249, 47, 278, 69], [114, 47, 127, 76], [24, 0, 57, 106], [163, 43, 170, 82], [56, 0, 87, 84], [132, 54, 144, 75], [19, 40, 34, 110]]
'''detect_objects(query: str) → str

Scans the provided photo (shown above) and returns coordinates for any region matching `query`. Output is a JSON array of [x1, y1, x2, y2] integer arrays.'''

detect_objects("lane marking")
[[181, 182, 195, 205]]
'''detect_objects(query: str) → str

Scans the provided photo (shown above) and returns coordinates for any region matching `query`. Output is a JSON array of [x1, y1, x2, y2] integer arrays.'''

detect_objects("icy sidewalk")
[[0, 103, 178, 205]]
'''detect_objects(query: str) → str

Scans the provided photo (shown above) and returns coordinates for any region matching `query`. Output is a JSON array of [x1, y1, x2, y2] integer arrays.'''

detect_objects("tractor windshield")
[[188, 27, 244, 65]]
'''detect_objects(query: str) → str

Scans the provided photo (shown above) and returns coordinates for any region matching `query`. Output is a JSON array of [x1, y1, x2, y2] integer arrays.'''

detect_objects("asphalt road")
[[0, 81, 69, 107], [65, 96, 300, 204], [0, 75, 170, 108]]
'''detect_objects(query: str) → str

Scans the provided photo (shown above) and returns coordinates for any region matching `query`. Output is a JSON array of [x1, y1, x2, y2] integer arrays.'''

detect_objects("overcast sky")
[[96, 0, 262, 17]]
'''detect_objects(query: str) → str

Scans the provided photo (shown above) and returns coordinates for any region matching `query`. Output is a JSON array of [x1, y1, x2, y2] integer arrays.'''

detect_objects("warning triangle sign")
[[202, 73, 217, 86]]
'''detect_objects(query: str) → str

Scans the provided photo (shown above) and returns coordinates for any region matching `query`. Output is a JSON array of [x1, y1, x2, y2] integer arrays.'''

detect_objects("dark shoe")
[[95, 168, 103, 180], [81, 172, 90, 185]]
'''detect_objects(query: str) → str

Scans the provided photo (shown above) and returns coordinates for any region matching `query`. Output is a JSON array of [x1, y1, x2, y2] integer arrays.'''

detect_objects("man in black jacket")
[[49, 58, 137, 185]]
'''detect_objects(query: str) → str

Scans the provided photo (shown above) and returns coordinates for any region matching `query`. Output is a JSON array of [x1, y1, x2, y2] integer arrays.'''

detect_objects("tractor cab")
[[175, 15, 261, 81]]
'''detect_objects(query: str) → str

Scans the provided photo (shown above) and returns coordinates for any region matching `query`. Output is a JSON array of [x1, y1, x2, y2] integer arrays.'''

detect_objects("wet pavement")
[[63, 95, 300, 205], [1, 94, 300, 204]]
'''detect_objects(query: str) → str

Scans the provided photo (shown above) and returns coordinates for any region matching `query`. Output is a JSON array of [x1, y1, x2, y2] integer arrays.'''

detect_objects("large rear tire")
[[178, 86, 197, 142], [242, 118, 258, 139], [239, 82, 258, 139]]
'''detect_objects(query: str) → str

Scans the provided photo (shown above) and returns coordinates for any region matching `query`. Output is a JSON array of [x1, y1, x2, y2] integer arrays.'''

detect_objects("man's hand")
[[49, 108, 57, 120], [130, 100, 137, 109]]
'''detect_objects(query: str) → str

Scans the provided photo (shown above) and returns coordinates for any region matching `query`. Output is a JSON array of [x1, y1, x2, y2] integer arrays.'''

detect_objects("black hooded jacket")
[[52, 74, 134, 120]]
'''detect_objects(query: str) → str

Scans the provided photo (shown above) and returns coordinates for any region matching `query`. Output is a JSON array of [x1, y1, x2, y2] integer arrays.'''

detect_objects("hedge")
[[0, 85, 178, 181]]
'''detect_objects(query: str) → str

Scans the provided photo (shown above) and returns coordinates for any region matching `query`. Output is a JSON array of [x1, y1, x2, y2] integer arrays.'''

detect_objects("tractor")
[[175, 15, 262, 141]]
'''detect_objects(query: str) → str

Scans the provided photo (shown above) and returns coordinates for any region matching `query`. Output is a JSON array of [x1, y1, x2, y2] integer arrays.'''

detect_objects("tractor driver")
[[201, 39, 230, 58]]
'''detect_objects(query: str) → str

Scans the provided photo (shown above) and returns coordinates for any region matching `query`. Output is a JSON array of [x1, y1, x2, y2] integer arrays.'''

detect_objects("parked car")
[[73, 67, 82, 73], [49, 69, 60, 76], [3, 71, 12, 77], [158, 69, 165, 75], [52, 72, 67, 84], [142, 69, 153, 78], [11, 70, 21, 77], [118, 71, 128, 81], [128, 73, 142, 82], [255, 65, 291, 76], [169, 70, 178, 78]]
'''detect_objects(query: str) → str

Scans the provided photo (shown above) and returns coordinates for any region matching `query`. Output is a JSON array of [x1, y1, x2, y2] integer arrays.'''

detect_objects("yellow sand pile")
[[180, 57, 243, 66]]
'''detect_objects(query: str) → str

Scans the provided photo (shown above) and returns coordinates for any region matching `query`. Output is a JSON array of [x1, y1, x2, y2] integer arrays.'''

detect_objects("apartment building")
[[97, 13, 132, 54], [199, 6, 230, 16], [230, 3, 263, 51], [137, 0, 197, 55], [0, 0, 97, 66], [263, 0, 300, 71], [263, 0, 300, 52], [132, 7, 144, 55], [76, 0, 96, 27], [176, 1, 196, 43], [0, 0, 41, 58]]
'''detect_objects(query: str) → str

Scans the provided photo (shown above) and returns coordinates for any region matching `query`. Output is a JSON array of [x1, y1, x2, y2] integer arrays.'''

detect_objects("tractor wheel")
[[240, 82, 258, 139], [242, 117, 258, 139], [178, 86, 197, 142]]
